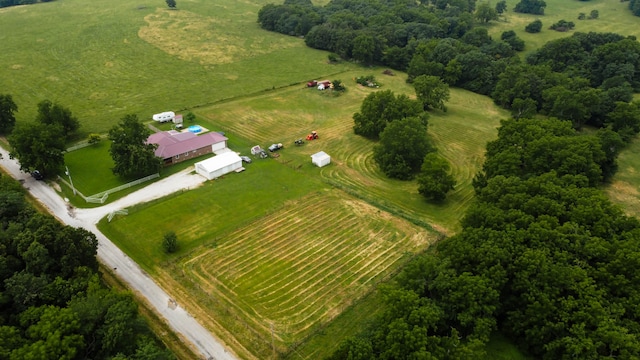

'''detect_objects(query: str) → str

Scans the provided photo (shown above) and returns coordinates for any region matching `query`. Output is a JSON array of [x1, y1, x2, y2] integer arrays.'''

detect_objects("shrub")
[[355, 75, 380, 87], [162, 231, 178, 253], [525, 19, 543, 33], [88, 133, 101, 145], [549, 19, 575, 32]]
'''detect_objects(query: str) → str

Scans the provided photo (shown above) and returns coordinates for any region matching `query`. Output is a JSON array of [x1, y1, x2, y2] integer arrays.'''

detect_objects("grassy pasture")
[[486, 0, 640, 55], [0, 0, 349, 134], [100, 158, 325, 270]]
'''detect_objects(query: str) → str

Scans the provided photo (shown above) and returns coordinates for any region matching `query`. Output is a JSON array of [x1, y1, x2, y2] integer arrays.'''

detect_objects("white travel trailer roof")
[[152, 111, 175, 122]]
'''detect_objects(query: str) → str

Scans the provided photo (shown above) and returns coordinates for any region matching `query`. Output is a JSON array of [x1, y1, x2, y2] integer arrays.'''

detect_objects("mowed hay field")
[[102, 73, 506, 358], [182, 190, 436, 352], [199, 72, 508, 234]]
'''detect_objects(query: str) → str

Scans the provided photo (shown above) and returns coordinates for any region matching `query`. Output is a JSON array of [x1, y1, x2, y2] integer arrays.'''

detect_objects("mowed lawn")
[[100, 153, 439, 358], [198, 71, 508, 234], [0, 0, 350, 134], [183, 190, 436, 353]]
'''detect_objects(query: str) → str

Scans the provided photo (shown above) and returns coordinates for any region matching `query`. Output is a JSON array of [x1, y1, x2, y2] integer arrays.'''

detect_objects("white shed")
[[195, 152, 243, 180], [311, 151, 331, 167]]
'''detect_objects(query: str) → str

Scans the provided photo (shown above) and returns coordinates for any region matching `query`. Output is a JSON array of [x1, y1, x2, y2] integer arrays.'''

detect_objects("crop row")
[[184, 190, 431, 339]]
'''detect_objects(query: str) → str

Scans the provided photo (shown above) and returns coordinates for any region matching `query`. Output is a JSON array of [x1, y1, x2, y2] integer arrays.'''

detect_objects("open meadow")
[[2, 0, 639, 359], [486, 0, 640, 55], [0, 0, 350, 134]]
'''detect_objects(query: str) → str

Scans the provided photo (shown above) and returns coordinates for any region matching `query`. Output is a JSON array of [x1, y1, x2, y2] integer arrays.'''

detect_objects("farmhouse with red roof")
[[147, 130, 228, 166]]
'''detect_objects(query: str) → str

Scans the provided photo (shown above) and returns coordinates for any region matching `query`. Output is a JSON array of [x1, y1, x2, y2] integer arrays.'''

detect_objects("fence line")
[[66, 141, 93, 152], [59, 173, 160, 204], [87, 173, 160, 203], [57, 176, 89, 201]]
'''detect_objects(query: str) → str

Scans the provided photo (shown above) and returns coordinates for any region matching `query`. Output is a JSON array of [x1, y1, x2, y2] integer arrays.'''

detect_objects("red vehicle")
[[306, 131, 318, 141]]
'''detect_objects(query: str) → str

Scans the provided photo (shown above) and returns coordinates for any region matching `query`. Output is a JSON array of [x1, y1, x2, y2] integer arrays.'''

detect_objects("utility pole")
[[65, 166, 76, 195]]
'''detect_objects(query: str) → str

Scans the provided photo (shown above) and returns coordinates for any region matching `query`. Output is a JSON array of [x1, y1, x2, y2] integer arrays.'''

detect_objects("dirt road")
[[0, 147, 237, 360]]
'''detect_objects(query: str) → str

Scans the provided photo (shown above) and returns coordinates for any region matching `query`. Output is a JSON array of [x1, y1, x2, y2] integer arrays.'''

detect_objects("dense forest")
[[257, 0, 640, 358], [0, 0, 53, 8], [327, 118, 640, 359], [0, 174, 174, 359]]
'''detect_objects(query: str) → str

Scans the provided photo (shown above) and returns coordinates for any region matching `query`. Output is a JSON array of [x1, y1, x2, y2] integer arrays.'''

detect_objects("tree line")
[[0, 0, 53, 8], [259, 1, 640, 131], [0, 174, 174, 359], [328, 116, 640, 359]]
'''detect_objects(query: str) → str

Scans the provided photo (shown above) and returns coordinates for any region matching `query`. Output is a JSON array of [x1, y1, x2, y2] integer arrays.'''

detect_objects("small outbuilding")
[[311, 151, 331, 167], [195, 152, 243, 180]]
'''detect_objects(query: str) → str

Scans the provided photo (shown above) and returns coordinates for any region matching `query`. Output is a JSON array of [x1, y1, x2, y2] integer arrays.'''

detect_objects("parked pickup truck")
[[268, 143, 283, 152]]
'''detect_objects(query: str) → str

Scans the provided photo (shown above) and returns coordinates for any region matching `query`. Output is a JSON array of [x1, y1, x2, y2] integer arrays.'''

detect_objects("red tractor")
[[306, 131, 318, 141]]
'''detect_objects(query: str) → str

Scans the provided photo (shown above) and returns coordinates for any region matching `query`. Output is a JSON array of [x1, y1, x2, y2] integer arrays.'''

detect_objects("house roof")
[[147, 131, 227, 159], [195, 152, 242, 172], [311, 151, 330, 160]]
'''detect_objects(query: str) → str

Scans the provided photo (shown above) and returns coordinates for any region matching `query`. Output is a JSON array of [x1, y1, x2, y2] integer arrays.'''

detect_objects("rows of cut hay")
[[181, 190, 436, 350], [199, 77, 507, 234]]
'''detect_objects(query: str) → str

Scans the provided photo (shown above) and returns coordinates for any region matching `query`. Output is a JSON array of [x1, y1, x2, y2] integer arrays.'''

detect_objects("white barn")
[[311, 151, 331, 167], [195, 152, 243, 180]]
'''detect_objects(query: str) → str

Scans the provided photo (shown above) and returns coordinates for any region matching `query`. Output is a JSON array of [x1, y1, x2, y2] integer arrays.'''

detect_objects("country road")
[[0, 146, 238, 360]]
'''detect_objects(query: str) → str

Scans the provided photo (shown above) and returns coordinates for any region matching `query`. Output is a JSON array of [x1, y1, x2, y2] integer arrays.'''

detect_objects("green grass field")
[[4, 0, 639, 358], [0, 0, 350, 135], [487, 0, 640, 55]]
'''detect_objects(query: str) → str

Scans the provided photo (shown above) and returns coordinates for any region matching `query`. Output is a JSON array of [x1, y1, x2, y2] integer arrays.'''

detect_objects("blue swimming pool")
[[188, 125, 202, 133]]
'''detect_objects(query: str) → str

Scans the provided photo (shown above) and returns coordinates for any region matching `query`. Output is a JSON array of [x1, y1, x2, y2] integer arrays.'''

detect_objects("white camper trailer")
[[152, 111, 176, 123]]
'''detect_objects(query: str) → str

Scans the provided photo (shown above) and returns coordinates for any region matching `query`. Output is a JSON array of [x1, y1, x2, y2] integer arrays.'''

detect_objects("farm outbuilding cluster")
[[195, 152, 243, 180]]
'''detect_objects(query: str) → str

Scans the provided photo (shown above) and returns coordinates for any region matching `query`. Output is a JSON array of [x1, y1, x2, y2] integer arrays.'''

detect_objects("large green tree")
[[108, 114, 162, 179], [605, 101, 640, 142], [475, 1, 498, 23], [417, 153, 456, 202], [353, 90, 423, 139], [514, 0, 546, 15], [412, 75, 450, 112], [36, 100, 80, 140], [0, 94, 18, 134], [373, 116, 433, 180], [8, 122, 66, 178]]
